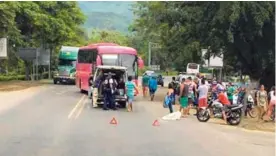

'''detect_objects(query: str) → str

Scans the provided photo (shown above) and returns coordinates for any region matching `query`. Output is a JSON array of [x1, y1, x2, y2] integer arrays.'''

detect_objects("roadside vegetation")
[[0, 1, 275, 89]]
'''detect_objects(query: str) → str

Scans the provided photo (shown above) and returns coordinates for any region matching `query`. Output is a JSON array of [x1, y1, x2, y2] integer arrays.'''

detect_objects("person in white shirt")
[[197, 78, 209, 110], [216, 81, 225, 91]]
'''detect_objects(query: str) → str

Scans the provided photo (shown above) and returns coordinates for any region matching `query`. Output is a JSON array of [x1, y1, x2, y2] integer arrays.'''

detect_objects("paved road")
[[0, 85, 275, 156]]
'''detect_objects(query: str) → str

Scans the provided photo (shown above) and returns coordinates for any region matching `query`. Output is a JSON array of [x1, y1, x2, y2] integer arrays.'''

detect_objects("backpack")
[[163, 95, 171, 108], [175, 83, 180, 95]]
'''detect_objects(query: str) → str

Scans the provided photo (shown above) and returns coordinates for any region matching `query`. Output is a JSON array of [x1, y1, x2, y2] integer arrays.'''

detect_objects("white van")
[[91, 65, 128, 108]]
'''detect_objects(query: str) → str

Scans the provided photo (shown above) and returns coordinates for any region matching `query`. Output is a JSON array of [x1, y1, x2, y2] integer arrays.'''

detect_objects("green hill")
[[78, 2, 134, 34]]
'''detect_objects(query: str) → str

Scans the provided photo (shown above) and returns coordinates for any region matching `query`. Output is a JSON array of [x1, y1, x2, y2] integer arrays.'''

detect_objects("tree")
[[89, 29, 129, 46], [132, 1, 275, 87], [0, 1, 86, 79]]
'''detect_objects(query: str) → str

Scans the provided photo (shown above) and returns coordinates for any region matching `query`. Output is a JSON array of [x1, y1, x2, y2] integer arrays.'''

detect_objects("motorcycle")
[[197, 99, 243, 125], [244, 94, 258, 118]]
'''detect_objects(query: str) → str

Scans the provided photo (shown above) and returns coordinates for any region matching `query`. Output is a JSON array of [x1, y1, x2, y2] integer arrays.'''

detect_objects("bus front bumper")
[[54, 76, 75, 83]]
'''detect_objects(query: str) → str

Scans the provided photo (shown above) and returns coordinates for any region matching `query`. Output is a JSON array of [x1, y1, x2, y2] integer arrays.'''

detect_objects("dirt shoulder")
[[149, 86, 275, 133], [0, 79, 52, 92]]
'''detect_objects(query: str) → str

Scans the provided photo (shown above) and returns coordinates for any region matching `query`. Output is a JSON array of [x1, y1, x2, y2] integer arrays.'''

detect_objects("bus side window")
[[78, 49, 98, 63]]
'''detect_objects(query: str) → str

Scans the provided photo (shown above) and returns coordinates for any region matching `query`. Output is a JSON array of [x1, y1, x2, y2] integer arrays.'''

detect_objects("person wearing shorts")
[[148, 76, 158, 101], [179, 78, 189, 117], [187, 77, 196, 115], [217, 90, 230, 124], [264, 88, 275, 120], [198, 78, 208, 109], [142, 73, 150, 97], [125, 76, 138, 112]]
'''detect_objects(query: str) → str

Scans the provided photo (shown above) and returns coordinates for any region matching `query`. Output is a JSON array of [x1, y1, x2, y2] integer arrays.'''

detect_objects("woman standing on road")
[[166, 83, 175, 113], [256, 85, 268, 121], [264, 86, 275, 120]]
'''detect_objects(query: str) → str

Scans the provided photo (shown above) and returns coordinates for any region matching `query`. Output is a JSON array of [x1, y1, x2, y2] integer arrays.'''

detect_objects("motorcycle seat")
[[226, 104, 240, 108]]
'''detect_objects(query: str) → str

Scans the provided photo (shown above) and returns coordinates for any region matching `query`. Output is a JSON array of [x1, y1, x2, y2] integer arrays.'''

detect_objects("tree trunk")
[[24, 61, 30, 81], [259, 67, 275, 91]]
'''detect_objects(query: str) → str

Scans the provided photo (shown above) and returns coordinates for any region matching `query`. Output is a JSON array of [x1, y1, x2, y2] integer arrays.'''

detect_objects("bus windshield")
[[101, 54, 137, 77], [59, 59, 76, 66]]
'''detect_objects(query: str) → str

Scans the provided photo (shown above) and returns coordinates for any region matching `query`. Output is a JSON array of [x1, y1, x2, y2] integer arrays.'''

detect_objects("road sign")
[[150, 65, 160, 70], [38, 48, 50, 65], [0, 38, 7, 59], [201, 48, 223, 68], [150, 42, 161, 49], [17, 48, 39, 61]]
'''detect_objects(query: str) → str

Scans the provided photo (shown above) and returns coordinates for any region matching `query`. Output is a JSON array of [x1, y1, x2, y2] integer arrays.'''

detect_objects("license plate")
[[62, 79, 66, 82]]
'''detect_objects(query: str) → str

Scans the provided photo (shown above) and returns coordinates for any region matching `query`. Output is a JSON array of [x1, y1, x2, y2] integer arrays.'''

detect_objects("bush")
[[138, 66, 178, 76], [0, 75, 25, 81], [161, 71, 178, 76]]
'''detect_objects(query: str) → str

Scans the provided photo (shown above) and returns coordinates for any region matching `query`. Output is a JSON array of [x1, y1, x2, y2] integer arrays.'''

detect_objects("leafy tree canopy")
[[131, 1, 275, 87], [0, 1, 86, 75]]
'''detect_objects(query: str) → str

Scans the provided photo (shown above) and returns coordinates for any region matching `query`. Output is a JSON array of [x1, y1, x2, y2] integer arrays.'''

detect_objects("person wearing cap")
[[103, 72, 117, 110]]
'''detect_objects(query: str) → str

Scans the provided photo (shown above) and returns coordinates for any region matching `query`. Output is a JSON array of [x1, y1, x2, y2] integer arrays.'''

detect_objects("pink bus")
[[76, 43, 144, 92]]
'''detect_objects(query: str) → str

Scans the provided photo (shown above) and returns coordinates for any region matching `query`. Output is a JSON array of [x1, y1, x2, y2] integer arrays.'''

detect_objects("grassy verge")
[[0, 79, 52, 92], [0, 75, 25, 81], [238, 118, 275, 132], [152, 87, 275, 132]]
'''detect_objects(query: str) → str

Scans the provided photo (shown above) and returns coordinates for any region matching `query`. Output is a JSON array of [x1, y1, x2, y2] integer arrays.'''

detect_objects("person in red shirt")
[[217, 90, 230, 124]]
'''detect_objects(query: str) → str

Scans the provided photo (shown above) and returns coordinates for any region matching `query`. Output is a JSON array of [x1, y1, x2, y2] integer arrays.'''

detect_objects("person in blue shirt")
[[125, 76, 139, 112], [148, 75, 158, 101]]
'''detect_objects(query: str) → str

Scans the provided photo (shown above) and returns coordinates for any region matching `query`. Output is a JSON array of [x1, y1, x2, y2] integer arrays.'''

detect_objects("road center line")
[[68, 95, 86, 119], [74, 97, 88, 120]]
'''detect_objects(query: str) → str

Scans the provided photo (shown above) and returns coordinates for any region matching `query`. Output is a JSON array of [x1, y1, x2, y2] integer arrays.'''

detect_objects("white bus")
[[186, 63, 200, 74]]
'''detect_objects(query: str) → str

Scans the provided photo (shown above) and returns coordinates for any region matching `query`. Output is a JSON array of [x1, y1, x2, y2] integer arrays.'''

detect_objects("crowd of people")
[[88, 70, 275, 121], [164, 74, 275, 122]]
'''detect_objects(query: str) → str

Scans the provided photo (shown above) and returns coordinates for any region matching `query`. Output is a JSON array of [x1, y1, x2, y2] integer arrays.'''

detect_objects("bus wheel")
[[53, 79, 57, 84]]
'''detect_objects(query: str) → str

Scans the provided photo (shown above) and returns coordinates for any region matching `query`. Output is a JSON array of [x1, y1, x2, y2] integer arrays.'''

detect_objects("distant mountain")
[[78, 2, 134, 34]]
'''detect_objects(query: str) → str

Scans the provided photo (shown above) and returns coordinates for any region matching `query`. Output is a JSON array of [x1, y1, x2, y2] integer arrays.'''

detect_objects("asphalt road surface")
[[0, 84, 275, 156]]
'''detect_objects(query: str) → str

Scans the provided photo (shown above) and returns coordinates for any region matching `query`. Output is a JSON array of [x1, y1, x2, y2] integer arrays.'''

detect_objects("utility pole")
[[148, 42, 151, 67]]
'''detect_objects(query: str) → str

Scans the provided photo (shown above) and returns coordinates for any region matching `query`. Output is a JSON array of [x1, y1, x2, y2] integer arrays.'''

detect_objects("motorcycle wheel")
[[197, 108, 210, 122], [227, 109, 242, 125], [248, 107, 258, 118]]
